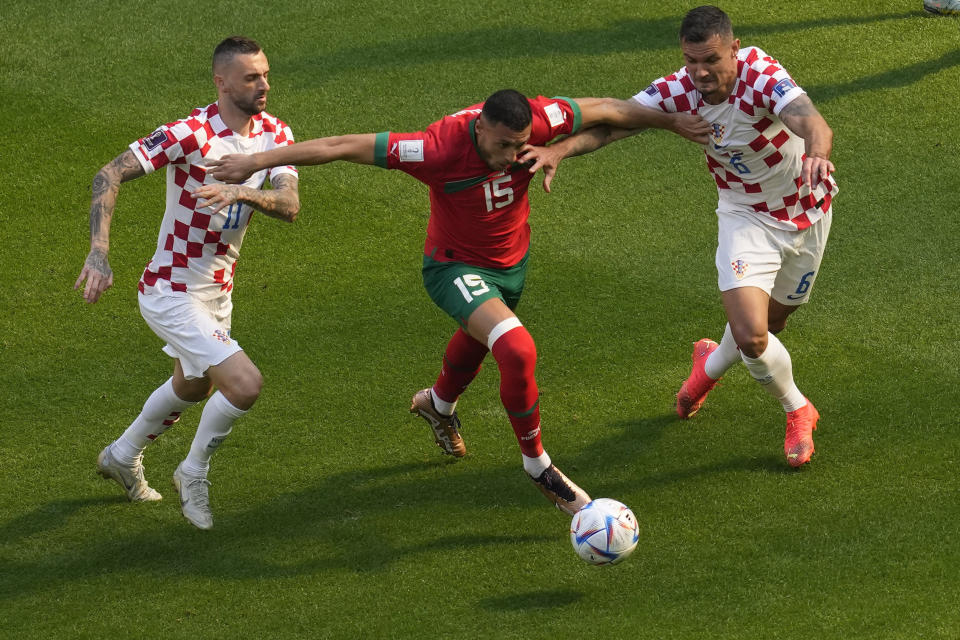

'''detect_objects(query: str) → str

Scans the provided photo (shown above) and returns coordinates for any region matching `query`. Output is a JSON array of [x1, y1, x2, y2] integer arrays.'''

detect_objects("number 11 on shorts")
[[454, 274, 490, 302]]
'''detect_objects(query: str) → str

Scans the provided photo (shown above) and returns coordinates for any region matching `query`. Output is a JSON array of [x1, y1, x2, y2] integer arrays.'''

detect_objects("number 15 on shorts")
[[454, 274, 490, 302]]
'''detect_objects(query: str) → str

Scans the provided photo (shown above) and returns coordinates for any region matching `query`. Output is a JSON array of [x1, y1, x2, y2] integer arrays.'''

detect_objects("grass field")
[[2, 0, 959, 637]]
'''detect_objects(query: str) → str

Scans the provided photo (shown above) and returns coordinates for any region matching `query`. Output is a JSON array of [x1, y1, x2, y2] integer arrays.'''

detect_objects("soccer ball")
[[570, 498, 639, 565]]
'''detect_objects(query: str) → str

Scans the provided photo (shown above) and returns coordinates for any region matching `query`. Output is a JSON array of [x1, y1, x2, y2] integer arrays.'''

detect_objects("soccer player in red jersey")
[[210, 90, 709, 514], [523, 6, 837, 468], [76, 36, 300, 529]]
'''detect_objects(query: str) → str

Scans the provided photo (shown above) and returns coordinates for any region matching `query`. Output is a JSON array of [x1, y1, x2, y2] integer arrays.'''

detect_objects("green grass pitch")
[[1, 0, 958, 637]]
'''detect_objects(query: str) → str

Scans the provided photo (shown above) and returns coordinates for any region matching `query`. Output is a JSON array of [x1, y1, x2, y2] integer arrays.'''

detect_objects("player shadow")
[[478, 588, 584, 612], [287, 12, 917, 84], [807, 47, 960, 101], [0, 458, 561, 601], [0, 496, 118, 544], [562, 411, 791, 500]]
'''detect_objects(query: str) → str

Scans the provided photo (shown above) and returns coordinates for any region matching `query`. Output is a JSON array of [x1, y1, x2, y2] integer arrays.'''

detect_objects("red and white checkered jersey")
[[633, 46, 837, 231], [129, 102, 297, 300]]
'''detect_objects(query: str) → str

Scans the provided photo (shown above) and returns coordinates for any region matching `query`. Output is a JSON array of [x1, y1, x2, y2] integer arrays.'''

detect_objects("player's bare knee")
[[735, 332, 768, 359], [224, 369, 263, 409]]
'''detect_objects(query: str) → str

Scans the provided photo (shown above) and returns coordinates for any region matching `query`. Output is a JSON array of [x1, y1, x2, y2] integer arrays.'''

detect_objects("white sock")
[[180, 391, 246, 477], [704, 323, 742, 380], [740, 333, 807, 412], [522, 451, 552, 477], [113, 378, 197, 464], [430, 387, 456, 416]]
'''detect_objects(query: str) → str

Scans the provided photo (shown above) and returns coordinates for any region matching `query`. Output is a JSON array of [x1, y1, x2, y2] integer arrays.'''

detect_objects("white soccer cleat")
[[97, 444, 162, 502], [924, 0, 960, 14], [172, 463, 214, 530]]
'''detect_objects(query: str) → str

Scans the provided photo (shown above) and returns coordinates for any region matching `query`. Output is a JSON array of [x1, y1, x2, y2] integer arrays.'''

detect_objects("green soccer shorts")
[[421, 253, 529, 328]]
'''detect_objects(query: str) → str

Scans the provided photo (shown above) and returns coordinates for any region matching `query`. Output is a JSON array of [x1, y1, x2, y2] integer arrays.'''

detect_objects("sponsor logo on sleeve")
[[143, 128, 168, 150], [644, 84, 658, 96], [543, 102, 565, 128], [398, 139, 424, 162], [773, 78, 798, 97]]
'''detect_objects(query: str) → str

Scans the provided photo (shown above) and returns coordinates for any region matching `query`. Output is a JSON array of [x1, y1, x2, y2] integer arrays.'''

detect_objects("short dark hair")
[[481, 89, 532, 132], [679, 6, 734, 43], [213, 35, 262, 71]]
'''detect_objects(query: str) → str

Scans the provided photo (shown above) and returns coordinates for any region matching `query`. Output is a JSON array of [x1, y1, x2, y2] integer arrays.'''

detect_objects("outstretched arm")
[[778, 94, 835, 187], [520, 124, 643, 193], [74, 150, 145, 303], [574, 97, 711, 145], [209, 133, 379, 184], [191, 173, 301, 221]]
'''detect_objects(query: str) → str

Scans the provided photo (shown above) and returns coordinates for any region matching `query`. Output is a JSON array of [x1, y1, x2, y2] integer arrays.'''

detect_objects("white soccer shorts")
[[138, 292, 242, 379], [715, 207, 832, 305]]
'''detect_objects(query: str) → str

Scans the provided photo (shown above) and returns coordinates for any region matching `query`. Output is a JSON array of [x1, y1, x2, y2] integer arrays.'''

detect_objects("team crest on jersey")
[[773, 78, 797, 97], [143, 128, 169, 150], [212, 329, 232, 345], [731, 259, 749, 280], [711, 123, 726, 145]]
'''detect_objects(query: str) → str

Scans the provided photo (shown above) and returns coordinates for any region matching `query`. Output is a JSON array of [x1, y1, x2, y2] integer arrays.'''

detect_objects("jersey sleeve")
[[741, 47, 806, 115], [129, 121, 190, 174], [528, 96, 581, 144], [372, 125, 447, 185], [632, 69, 699, 113], [266, 120, 298, 180]]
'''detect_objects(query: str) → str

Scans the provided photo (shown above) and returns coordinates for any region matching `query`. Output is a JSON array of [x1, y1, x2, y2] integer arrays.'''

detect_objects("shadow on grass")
[[562, 410, 799, 501], [478, 588, 583, 612], [288, 11, 918, 82], [0, 459, 559, 601], [807, 47, 960, 101]]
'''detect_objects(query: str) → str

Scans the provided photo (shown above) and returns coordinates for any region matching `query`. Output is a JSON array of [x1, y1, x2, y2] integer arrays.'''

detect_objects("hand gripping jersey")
[[129, 102, 297, 299], [634, 46, 838, 231], [373, 97, 582, 268]]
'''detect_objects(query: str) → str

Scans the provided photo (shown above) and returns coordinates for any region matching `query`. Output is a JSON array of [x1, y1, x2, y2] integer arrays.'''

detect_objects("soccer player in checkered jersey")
[[523, 6, 837, 467], [75, 36, 300, 529], [209, 89, 710, 514]]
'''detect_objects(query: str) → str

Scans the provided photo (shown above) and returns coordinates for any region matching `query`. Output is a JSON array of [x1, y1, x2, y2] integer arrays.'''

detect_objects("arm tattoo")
[[238, 173, 301, 222], [114, 149, 146, 182], [86, 246, 110, 276], [88, 150, 144, 249], [779, 94, 816, 119]]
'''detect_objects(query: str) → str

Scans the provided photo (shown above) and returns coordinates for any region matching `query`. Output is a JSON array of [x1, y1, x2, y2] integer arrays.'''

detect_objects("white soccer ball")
[[570, 498, 639, 565]]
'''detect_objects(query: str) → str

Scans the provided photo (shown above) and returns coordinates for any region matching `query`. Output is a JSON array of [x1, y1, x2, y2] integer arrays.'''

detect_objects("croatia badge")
[[711, 123, 726, 145], [731, 259, 749, 280]]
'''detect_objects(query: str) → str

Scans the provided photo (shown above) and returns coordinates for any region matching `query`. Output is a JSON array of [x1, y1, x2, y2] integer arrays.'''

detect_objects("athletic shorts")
[[138, 292, 242, 380], [422, 253, 529, 328], [715, 208, 832, 306]]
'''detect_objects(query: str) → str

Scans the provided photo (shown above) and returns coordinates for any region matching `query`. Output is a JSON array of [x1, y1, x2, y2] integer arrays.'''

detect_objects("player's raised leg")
[[173, 351, 261, 529], [410, 328, 487, 457], [467, 299, 590, 515], [724, 287, 818, 466]]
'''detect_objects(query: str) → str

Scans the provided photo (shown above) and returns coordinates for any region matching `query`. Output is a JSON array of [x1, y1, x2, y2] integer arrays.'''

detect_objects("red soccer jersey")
[[374, 96, 581, 268]]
